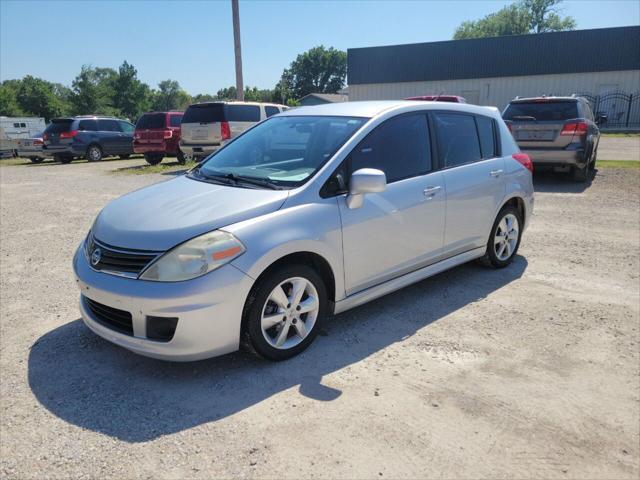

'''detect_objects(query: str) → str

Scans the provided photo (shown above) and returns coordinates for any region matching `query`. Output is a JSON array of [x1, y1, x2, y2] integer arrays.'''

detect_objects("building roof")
[[299, 93, 349, 103], [348, 26, 640, 85], [282, 100, 499, 118]]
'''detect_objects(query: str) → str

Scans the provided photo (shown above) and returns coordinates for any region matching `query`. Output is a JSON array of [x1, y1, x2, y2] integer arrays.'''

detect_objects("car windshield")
[[194, 115, 366, 187], [503, 101, 579, 121]]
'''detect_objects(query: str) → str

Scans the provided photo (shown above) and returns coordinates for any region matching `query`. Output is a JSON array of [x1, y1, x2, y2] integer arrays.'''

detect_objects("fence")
[[577, 91, 640, 130]]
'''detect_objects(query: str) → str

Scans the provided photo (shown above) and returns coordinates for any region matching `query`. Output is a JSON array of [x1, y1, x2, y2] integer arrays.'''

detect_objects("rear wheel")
[[242, 264, 327, 361], [144, 153, 163, 165], [176, 149, 186, 165], [29, 157, 43, 164], [481, 206, 522, 268], [572, 165, 588, 182], [86, 144, 103, 162]]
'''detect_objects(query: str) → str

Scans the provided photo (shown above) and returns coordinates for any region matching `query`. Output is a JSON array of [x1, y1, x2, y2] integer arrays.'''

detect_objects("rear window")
[[45, 120, 73, 134], [434, 113, 481, 168], [476, 116, 496, 159], [503, 101, 579, 121], [182, 104, 225, 124], [169, 114, 183, 127], [136, 113, 166, 130], [226, 105, 260, 122]]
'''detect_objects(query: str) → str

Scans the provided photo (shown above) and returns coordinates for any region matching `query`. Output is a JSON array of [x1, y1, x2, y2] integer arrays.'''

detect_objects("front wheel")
[[481, 206, 522, 268], [242, 265, 328, 361]]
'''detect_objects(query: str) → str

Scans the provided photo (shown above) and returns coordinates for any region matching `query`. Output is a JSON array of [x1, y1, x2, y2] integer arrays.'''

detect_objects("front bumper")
[[73, 245, 254, 361], [521, 148, 586, 167]]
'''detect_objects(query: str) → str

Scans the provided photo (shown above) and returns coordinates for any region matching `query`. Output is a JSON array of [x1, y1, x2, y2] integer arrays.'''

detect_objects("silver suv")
[[74, 101, 534, 361], [179, 101, 287, 159], [503, 96, 606, 181]]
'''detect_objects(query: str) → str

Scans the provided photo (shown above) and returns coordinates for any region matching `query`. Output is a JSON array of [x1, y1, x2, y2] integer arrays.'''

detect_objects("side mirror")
[[346, 168, 386, 209], [596, 114, 608, 125]]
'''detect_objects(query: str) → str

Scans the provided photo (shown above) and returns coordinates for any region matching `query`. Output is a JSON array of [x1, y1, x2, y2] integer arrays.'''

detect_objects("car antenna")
[[434, 91, 445, 102]]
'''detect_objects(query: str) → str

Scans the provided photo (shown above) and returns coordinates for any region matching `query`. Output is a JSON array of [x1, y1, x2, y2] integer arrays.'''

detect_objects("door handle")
[[423, 186, 442, 198], [490, 169, 503, 178]]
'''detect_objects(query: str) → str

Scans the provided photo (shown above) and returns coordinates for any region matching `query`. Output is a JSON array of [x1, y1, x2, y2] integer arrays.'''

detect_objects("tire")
[[119, 154, 130, 159], [481, 206, 522, 269], [572, 165, 588, 182], [29, 157, 43, 164], [176, 149, 186, 165], [56, 155, 72, 164], [242, 264, 328, 361], [86, 144, 103, 162], [144, 153, 163, 166]]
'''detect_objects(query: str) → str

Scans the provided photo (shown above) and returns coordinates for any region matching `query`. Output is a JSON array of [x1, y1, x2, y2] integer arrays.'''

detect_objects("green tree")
[[0, 81, 23, 116], [215, 86, 237, 100], [70, 65, 119, 116], [453, 0, 575, 39], [192, 93, 217, 103], [15, 76, 64, 121], [278, 46, 347, 100], [151, 80, 191, 111], [112, 61, 150, 121]]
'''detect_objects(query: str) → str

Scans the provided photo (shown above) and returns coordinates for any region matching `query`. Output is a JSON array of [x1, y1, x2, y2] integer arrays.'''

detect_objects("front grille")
[[84, 296, 133, 336], [87, 235, 161, 278]]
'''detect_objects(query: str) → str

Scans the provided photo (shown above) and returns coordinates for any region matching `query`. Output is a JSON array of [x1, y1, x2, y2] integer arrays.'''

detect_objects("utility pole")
[[231, 0, 244, 101]]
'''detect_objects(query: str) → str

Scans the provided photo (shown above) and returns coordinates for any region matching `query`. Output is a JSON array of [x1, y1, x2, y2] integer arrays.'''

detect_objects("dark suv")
[[502, 96, 607, 181], [43, 116, 135, 163], [133, 111, 184, 165]]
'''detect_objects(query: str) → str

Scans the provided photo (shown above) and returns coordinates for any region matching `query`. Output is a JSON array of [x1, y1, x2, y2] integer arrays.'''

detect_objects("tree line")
[[0, 45, 348, 122]]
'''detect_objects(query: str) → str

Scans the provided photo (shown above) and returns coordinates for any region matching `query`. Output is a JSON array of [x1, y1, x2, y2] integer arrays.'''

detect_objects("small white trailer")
[[0, 116, 47, 158]]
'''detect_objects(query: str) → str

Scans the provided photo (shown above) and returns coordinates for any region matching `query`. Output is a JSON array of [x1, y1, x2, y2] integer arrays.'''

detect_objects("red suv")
[[134, 112, 184, 165]]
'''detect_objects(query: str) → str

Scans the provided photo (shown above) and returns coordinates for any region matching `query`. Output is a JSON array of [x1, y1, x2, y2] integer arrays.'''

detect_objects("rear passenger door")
[[227, 105, 261, 137], [433, 112, 505, 255]]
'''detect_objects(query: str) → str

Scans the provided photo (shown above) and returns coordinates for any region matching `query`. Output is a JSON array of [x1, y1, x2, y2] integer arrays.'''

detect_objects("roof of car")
[[282, 100, 499, 118]]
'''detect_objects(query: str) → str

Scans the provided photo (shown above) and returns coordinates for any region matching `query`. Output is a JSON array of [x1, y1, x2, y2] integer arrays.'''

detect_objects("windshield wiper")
[[220, 172, 281, 190], [511, 115, 537, 122], [188, 167, 235, 186]]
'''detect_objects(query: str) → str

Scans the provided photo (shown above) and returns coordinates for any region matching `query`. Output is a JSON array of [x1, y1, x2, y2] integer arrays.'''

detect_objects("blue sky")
[[1, 0, 638, 95]]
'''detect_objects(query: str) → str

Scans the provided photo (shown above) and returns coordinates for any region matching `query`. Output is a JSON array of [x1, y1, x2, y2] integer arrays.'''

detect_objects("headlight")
[[139, 230, 245, 282]]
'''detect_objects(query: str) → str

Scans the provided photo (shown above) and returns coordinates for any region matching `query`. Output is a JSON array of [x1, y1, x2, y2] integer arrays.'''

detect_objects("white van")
[[179, 102, 287, 159], [0, 116, 46, 158]]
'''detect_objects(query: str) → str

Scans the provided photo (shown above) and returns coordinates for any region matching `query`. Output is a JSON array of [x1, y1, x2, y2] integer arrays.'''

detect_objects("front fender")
[[226, 199, 346, 301]]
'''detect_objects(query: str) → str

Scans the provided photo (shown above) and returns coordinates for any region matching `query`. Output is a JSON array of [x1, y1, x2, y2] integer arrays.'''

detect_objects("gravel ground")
[[598, 135, 640, 161], [1, 159, 639, 479]]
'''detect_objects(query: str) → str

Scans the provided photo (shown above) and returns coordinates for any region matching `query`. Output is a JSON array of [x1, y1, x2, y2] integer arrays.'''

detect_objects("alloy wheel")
[[494, 213, 519, 261], [261, 277, 319, 350]]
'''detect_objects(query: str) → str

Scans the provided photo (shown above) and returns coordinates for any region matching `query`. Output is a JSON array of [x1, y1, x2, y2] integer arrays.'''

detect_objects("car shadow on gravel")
[[533, 167, 596, 193], [28, 257, 527, 443]]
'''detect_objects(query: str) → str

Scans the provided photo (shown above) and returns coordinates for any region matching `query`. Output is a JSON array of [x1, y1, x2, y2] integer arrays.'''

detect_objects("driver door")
[[337, 113, 446, 295]]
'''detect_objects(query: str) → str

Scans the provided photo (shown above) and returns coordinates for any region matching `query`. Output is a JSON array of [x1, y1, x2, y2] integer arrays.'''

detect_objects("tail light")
[[513, 153, 533, 173], [221, 121, 231, 141], [59, 130, 79, 139], [33, 139, 44, 146], [163, 130, 173, 139], [561, 121, 588, 137]]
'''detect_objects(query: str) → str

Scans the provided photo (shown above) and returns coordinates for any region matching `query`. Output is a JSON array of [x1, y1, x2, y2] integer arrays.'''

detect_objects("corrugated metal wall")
[[349, 70, 640, 111]]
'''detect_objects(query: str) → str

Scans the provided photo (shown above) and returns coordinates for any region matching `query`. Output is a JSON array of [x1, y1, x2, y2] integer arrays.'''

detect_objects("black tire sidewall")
[[176, 150, 186, 165], [144, 153, 162, 165], [86, 145, 102, 162], [244, 264, 328, 361], [485, 206, 522, 268]]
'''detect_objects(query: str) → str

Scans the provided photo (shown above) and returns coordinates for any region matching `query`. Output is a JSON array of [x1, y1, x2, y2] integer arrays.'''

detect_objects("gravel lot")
[[1, 159, 639, 479], [598, 135, 640, 161]]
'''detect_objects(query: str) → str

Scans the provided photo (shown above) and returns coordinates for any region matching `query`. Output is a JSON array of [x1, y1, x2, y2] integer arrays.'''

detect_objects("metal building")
[[348, 26, 640, 126]]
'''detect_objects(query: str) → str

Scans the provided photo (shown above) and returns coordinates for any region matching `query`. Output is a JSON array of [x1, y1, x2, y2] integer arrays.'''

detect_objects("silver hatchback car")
[[74, 101, 534, 361]]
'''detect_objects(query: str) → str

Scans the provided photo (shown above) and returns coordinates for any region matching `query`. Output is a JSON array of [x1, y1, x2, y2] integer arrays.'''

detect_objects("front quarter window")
[[197, 115, 366, 188]]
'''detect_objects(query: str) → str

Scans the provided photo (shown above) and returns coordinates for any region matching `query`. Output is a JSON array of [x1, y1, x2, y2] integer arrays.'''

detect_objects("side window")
[[119, 121, 134, 133], [227, 105, 260, 122], [475, 116, 496, 159], [583, 101, 594, 121], [169, 115, 182, 127], [265, 106, 280, 118], [349, 113, 431, 183], [13, 123, 19, 128], [434, 113, 481, 168], [20, 123, 26, 128], [78, 120, 97, 131], [97, 119, 120, 132]]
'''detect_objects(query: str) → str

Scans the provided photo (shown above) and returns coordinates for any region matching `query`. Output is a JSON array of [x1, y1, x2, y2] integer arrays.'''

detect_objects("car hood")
[[92, 175, 289, 251]]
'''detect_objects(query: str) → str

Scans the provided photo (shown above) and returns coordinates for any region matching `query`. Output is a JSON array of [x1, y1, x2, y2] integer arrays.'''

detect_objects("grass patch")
[[111, 158, 199, 175], [597, 159, 640, 168], [0, 157, 33, 166], [601, 132, 640, 138]]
